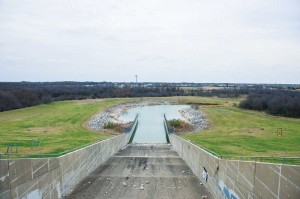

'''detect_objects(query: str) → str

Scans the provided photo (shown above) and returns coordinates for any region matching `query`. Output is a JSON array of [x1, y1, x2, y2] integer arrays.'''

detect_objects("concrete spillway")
[[67, 144, 212, 199]]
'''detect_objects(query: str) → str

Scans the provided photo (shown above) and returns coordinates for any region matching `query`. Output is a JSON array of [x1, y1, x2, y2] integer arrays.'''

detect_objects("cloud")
[[0, 0, 299, 83]]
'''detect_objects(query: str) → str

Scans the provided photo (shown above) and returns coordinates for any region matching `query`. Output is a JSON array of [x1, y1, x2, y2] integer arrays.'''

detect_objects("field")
[[183, 104, 300, 157], [0, 96, 217, 156], [0, 98, 134, 156], [0, 96, 299, 160]]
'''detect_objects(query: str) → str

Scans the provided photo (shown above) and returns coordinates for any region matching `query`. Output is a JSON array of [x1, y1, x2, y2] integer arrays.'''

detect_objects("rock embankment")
[[87, 100, 175, 131], [87, 100, 207, 132], [179, 108, 207, 131]]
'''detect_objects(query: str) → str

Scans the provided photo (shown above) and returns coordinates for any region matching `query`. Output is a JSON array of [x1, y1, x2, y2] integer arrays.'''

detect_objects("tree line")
[[0, 82, 299, 118], [239, 90, 300, 118]]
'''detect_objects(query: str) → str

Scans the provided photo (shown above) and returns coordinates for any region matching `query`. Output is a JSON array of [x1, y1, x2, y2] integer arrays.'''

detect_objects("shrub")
[[103, 122, 124, 132], [169, 119, 181, 128]]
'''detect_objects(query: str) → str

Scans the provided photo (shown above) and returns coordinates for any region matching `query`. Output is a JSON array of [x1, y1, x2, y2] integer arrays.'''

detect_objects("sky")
[[0, 0, 299, 83]]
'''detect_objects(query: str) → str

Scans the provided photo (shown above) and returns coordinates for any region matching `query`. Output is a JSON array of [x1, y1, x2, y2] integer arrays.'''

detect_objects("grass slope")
[[183, 105, 300, 157], [0, 98, 133, 155], [0, 96, 299, 160], [0, 96, 239, 156]]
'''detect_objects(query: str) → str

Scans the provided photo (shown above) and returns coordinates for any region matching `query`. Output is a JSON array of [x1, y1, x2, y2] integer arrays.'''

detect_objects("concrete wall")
[[0, 132, 132, 199], [169, 134, 300, 199]]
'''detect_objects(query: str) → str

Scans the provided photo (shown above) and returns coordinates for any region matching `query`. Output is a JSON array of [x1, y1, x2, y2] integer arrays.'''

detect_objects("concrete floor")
[[67, 144, 212, 199]]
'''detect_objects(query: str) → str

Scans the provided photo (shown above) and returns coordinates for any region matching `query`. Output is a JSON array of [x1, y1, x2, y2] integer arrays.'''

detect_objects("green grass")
[[1, 96, 233, 156], [183, 105, 300, 157], [1, 96, 299, 161], [0, 98, 134, 155], [165, 96, 243, 106]]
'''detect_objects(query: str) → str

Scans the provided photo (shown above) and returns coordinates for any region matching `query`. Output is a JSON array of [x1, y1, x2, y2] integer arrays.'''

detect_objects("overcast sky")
[[0, 0, 299, 83]]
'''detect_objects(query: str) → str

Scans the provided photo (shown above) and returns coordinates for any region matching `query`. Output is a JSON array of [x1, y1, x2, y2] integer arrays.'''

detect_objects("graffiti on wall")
[[218, 180, 239, 199]]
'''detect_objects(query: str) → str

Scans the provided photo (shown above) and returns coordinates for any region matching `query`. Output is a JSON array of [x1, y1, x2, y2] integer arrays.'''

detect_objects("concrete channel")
[[67, 144, 212, 199]]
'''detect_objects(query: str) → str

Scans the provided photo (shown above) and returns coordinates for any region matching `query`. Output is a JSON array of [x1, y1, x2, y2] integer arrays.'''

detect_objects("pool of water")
[[119, 105, 189, 143]]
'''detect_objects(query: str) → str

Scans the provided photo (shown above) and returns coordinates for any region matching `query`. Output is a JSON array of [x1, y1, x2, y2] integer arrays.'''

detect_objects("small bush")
[[103, 122, 123, 132], [169, 119, 181, 128]]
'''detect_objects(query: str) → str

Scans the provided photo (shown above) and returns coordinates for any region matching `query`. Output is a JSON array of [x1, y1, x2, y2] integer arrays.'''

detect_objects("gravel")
[[179, 108, 208, 131], [87, 100, 175, 131], [87, 100, 207, 132]]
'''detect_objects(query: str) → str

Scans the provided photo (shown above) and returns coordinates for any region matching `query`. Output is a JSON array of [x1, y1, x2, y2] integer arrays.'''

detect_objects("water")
[[119, 105, 189, 143]]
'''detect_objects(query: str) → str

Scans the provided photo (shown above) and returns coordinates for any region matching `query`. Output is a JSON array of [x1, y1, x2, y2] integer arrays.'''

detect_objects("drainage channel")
[[120, 105, 188, 144]]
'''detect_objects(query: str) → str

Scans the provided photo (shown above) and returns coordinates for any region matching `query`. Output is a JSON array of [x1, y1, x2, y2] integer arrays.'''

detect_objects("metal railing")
[[164, 119, 300, 165], [220, 155, 300, 165], [181, 137, 300, 165], [163, 114, 171, 143], [0, 138, 109, 159], [128, 114, 139, 144]]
